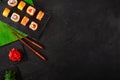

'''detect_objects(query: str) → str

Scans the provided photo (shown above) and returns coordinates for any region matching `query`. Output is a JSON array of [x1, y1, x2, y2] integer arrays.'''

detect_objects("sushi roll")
[[17, 1, 26, 11], [2, 8, 11, 17], [8, 0, 18, 7], [29, 21, 38, 31], [26, 6, 36, 16], [11, 12, 20, 22], [21, 16, 29, 26], [36, 11, 44, 21]]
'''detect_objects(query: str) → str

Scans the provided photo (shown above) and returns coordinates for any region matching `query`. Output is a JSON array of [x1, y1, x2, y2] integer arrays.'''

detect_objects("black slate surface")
[[0, 0, 50, 40], [0, 0, 120, 80]]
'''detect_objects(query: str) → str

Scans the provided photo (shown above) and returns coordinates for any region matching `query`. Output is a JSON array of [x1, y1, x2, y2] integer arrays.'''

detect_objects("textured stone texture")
[[1, 0, 120, 80]]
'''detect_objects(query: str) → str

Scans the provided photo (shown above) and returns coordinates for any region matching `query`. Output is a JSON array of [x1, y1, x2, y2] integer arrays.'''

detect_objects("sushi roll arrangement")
[[11, 12, 20, 22], [29, 21, 38, 31], [2, 0, 47, 32], [8, 0, 18, 7]]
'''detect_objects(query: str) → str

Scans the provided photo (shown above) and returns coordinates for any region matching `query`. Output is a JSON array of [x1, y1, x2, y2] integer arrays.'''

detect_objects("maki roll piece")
[[8, 0, 18, 7], [36, 11, 44, 21], [21, 16, 29, 26], [26, 6, 36, 16], [29, 21, 38, 31], [2, 8, 10, 17], [17, 1, 26, 11], [11, 12, 20, 22]]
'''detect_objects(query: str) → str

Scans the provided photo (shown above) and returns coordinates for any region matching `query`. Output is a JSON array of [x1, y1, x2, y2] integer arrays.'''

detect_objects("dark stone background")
[[1, 0, 120, 80]]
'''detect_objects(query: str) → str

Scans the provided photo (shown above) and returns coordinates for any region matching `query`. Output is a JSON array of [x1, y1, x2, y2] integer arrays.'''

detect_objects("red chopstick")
[[12, 32, 46, 61]]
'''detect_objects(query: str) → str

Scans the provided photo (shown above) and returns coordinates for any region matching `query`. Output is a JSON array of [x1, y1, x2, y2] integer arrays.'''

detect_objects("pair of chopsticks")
[[6, 26, 46, 61]]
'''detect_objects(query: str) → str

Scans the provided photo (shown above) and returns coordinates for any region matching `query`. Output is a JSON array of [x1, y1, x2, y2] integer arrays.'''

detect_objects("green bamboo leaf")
[[24, 0, 34, 6]]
